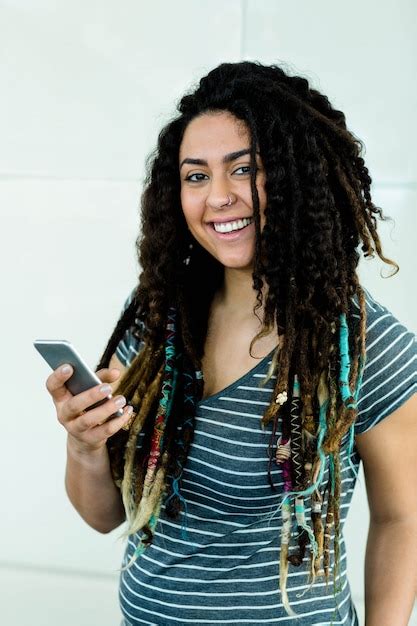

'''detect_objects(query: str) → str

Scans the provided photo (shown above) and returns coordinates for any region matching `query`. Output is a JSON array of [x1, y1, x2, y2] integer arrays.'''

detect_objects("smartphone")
[[33, 339, 124, 419]]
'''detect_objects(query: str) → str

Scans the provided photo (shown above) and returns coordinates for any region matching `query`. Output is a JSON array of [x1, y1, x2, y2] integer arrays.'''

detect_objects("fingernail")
[[114, 396, 126, 407], [126, 405, 134, 415], [61, 365, 72, 375], [99, 384, 112, 395]]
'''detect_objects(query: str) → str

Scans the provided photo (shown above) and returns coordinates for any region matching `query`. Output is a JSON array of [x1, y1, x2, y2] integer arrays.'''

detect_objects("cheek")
[[181, 189, 203, 226], [180, 189, 192, 225]]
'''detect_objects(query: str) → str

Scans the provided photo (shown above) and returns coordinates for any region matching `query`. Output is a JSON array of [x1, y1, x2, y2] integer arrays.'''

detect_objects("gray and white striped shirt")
[[115, 287, 417, 625]]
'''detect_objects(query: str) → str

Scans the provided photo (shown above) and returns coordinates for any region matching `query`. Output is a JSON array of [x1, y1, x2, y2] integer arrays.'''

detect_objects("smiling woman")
[[46, 61, 417, 626], [179, 112, 266, 271]]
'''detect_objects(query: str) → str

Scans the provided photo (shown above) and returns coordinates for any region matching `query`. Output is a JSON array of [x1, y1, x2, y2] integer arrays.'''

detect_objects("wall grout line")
[[0, 173, 416, 190], [0, 560, 118, 581], [240, 0, 248, 59], [0, 173, 143, 184]]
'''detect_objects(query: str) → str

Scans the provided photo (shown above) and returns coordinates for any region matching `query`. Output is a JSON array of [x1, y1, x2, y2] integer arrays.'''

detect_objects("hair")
[[96, 61, 398, 614]]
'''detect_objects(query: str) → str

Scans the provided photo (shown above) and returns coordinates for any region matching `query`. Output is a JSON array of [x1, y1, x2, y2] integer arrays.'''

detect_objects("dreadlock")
[[95, 61, 398, 615]]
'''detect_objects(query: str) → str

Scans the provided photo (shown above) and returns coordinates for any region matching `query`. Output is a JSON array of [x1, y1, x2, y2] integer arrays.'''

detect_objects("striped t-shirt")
[[115, 287, 417, 626]]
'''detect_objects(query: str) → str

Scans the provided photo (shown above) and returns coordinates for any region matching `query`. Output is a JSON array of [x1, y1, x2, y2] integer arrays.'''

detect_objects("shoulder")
[[351, 285, 406, 337], [352, 286, 417, 435]]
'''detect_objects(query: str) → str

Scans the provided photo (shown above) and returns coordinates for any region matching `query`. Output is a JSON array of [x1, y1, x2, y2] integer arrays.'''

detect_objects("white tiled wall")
[[243, 0, 417, 184], [0, 0, 242, 179], [0, 565, 121, 626], [1, 1, 416, 624]]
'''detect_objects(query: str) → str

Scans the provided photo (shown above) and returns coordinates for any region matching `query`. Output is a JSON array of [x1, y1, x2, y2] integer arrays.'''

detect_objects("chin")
[[220, 258, 254, 270]]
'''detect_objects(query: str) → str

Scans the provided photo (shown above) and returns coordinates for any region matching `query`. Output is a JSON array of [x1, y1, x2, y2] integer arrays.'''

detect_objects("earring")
[[184, 242, 193, 266]]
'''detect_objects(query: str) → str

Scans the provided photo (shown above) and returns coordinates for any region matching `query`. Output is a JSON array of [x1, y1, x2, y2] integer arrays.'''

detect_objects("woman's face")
[[179, 111, 266, 270]]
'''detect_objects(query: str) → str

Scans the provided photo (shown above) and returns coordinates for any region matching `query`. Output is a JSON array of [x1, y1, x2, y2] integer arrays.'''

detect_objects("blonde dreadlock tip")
[[279, 545, 298, 618]]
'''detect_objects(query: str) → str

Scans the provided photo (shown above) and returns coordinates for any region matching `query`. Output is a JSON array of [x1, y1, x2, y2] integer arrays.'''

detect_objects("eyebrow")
[[179, 148, 260, 170]]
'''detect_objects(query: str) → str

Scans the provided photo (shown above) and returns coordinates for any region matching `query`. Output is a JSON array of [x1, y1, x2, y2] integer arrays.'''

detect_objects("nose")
[[205, 176, 233, 210]]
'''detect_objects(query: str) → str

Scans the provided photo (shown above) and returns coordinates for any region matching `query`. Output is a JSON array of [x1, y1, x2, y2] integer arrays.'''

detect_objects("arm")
[[47, 353, 131, 533], [355, 392, 417, 626], [66, 433, 125, 533]]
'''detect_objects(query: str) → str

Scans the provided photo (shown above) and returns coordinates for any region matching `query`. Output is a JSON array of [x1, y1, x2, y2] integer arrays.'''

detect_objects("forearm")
[[65, 434, 126, 533], [364, 518, 417, 626]]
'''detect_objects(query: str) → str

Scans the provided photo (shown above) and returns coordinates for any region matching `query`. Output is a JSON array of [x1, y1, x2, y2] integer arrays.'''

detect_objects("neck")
[[215, 267, 268, 318]]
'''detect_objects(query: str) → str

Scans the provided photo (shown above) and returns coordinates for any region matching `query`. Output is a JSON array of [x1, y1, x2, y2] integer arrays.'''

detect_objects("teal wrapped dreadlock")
[[121, 306, 179, 568], [339, 313, 366, 479], [263, 311, 365, 615], [164, 355, 203, 540], [266, 312, 364, 513]]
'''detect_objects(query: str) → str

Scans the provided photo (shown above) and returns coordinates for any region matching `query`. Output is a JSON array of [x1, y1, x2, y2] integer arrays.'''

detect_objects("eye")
[[184, 172, 208, 183], [233, 165, 258, 175]]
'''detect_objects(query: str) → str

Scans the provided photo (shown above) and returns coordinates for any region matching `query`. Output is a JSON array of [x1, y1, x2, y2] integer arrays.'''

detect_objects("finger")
[[46, 364, 74, 404], [70, 395, 128, 432], [76, 405, 135, 446], [60, 379, 120, 423]]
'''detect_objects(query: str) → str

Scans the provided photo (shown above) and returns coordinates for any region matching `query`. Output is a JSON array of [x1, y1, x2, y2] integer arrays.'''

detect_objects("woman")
[[46, 62, 417, 625]]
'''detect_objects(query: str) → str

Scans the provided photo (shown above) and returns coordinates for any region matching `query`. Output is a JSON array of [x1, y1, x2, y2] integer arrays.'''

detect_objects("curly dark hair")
[[96, 61, 398, 613]]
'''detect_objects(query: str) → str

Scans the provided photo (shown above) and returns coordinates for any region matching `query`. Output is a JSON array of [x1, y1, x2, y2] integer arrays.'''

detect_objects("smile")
[[211, 217, 254, 233]]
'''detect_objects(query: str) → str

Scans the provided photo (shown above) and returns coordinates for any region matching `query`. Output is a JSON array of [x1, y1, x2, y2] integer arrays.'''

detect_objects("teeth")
[[213, 217, 253, 233]]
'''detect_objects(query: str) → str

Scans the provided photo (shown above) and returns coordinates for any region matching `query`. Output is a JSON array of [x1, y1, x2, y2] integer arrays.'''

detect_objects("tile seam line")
[[0, 560, 118, 581], [0, 174, 416, 189], [240, 0, 247, 59], [0, 174, 142, 183]]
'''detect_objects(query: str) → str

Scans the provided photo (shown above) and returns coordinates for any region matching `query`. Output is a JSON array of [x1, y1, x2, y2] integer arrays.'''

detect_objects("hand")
[[45, 364, 134, 454]]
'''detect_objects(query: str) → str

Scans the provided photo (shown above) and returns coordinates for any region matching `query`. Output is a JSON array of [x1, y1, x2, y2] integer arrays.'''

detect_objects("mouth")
[[209, 216, 254, 234]]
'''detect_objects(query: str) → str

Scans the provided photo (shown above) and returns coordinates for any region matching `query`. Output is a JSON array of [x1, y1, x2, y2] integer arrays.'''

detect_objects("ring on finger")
[[122, 410, 136, 431]]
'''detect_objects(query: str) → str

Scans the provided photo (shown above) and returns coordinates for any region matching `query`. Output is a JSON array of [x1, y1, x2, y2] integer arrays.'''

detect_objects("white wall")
[[1, 1, 415, 624]]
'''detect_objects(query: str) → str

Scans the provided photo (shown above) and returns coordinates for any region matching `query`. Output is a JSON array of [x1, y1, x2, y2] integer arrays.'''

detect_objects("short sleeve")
[[354, 289, 417, 435], [115, 289, 145, 368]]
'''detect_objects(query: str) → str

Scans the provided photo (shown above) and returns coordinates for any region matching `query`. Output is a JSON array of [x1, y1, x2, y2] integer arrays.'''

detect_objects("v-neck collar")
[[197, 346, 277, 405]]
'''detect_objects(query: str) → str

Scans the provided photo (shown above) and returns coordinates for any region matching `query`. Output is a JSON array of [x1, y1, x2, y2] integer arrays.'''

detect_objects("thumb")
[[95, 367, 121, 384]]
